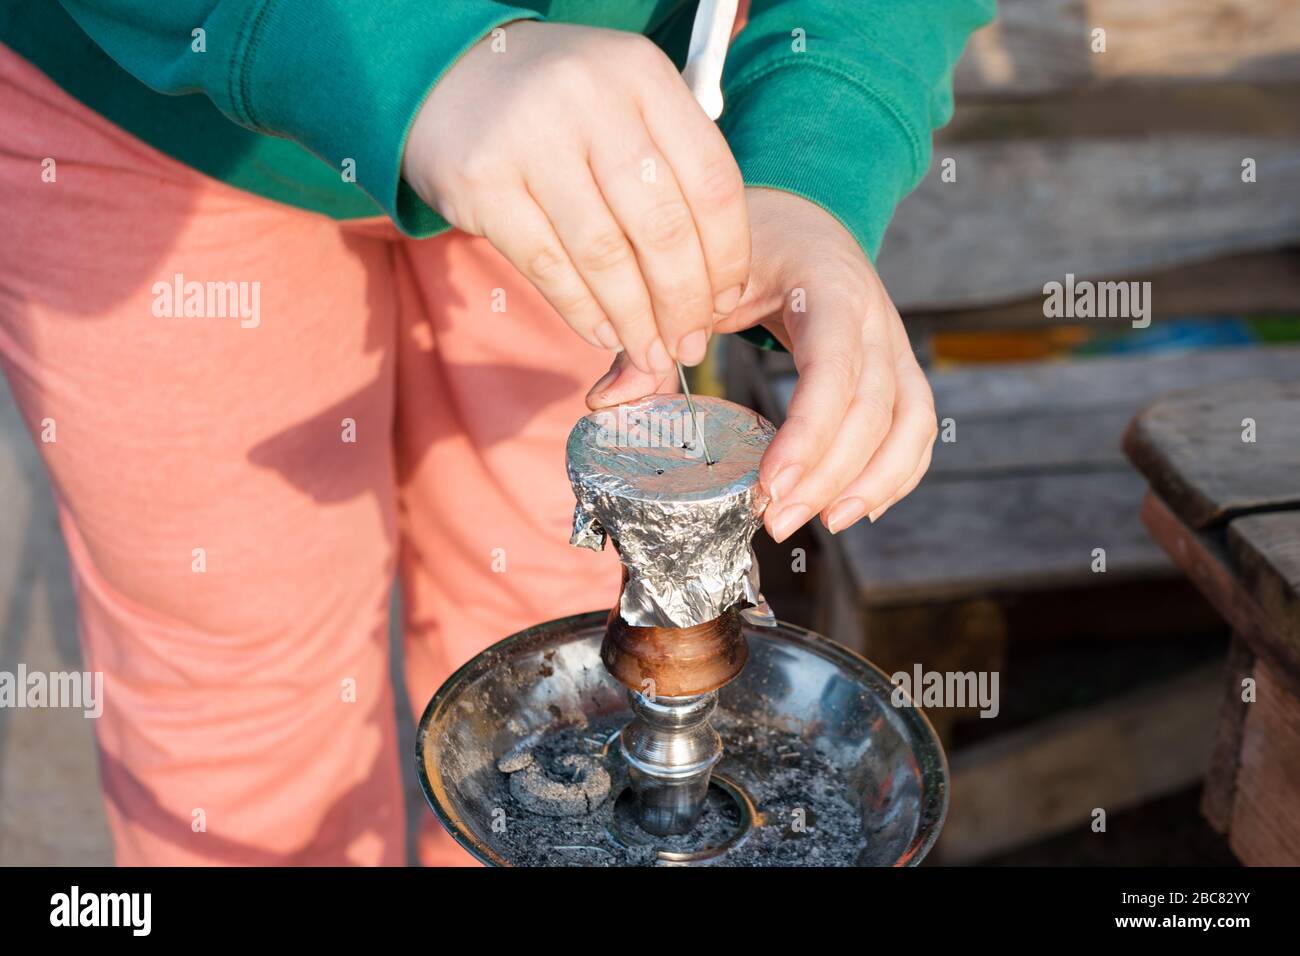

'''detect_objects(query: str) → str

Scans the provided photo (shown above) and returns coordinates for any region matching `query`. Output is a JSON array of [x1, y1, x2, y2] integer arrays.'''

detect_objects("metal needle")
[[673, 0, 735, 469], [676, 360, 715, 466]]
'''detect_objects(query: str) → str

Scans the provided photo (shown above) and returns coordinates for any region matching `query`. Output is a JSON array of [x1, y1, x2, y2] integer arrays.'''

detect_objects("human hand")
[[402, 20, 750, 374], [588, 188, 937, 540]]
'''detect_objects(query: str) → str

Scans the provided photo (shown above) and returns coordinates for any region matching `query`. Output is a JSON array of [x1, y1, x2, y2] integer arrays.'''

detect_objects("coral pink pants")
[[0, 46, 619, 865]]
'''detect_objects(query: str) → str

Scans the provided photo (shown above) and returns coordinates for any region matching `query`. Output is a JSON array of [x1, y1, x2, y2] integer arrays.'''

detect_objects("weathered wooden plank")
[[764, 348, 1300, 476], [943, 86, 1300, 144], [903, 249, 1300, 334], [857, 600, 1007, 743], [937, 662, 1220, 864], [834, 470, 1169, 608], [1228, 512, 1300, 650], [771, 348, 1300, 420], [1201, 635, 1254, 834], [1138, 493, 1300, 690], [776, 375, 1130, 475], [1123, 379, 1300, 529], [927, 411, 1134, 477], [1228, 659, 1300, 865], [876, 138, 1300, 310], [931, 349, 1300, 418], [956, 0, 1300, 98]]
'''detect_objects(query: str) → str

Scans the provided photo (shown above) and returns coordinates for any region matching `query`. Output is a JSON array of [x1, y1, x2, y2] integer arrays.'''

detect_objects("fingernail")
[[825, 497, 867, 534], [769, 503, 812, 543], [588, 366, 620, 397], [768, 464, 803, 504], [677, 329, 708, 366], [648, 338, 673, 375], [868, 502, 891, 523], [714, 285, 743, 314], [594, 321, 621, 351]]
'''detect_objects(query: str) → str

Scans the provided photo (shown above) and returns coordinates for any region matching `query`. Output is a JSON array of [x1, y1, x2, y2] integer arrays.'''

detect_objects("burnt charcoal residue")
[[490, 712, 865, 866]]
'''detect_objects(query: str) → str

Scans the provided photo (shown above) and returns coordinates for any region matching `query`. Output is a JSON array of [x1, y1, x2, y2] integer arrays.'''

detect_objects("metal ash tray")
[[416, 611, 948, 867]]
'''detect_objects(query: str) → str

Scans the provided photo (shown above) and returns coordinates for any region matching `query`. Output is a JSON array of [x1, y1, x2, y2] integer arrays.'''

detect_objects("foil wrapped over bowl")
[[567, 394, 776, 628]]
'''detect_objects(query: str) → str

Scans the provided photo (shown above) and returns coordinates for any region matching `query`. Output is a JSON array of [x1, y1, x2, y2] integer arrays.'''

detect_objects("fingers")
[[761, 285, 939, 544], [588, 116, 716, 366], [868, 437, 934, 524], [476, 186, 616, 352], [763, 341, 895, 543], [758, 292, 870, 542], [526, 163, 668, 375], [585, 351, 677, 410], [638, 82, 750, 319], [405, 25, 752, 372], [819, 357, 937, 534]]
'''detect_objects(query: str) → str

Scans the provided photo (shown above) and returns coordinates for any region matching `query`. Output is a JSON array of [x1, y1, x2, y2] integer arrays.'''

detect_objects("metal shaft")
[[676, 361, 715, 466], [618, 689, 722, 835]]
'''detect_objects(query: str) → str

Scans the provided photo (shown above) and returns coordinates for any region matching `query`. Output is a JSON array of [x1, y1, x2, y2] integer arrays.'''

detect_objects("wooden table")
[[1124, 378, 1300, 866]]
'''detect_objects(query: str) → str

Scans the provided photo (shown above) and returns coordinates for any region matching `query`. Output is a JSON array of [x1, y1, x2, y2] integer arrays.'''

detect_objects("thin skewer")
[[673, 0, 736, 468], [676, 360, 715, 466]]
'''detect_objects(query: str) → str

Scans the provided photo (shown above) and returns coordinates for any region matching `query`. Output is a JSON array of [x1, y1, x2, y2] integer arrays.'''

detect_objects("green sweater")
[[1, 0, 992, 260]]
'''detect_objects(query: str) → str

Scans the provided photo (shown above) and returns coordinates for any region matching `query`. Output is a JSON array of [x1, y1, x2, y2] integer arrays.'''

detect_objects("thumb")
[[710, 278, 792, 350], [585, 351, 678, 410]]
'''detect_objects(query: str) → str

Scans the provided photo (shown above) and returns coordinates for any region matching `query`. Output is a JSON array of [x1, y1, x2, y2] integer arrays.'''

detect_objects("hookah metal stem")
[[676, 360, 715, 466]]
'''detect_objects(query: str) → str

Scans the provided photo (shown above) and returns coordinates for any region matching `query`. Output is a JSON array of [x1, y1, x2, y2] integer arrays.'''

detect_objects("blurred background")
[[4, 0, 1300, 864]]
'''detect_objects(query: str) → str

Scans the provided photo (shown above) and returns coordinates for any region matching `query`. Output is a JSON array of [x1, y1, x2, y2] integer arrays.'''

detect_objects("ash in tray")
[[492, 712, 865, 866]]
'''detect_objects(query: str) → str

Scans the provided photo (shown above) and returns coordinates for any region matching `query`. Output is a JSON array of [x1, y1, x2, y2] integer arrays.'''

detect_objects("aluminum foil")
[[567, 394, 777, 629]]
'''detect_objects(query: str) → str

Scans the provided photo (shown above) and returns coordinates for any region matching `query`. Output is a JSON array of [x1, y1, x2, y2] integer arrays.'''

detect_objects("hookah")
[[416, 394, 947, 866]]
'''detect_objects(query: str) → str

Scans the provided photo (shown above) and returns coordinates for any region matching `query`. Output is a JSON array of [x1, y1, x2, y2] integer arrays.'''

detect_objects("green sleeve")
[[58, 0, 543, 235], [720, 0, 995, 261]]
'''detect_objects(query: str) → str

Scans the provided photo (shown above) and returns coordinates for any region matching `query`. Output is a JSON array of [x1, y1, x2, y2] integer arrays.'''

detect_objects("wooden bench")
[[1124, 379, 1300, 866]]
